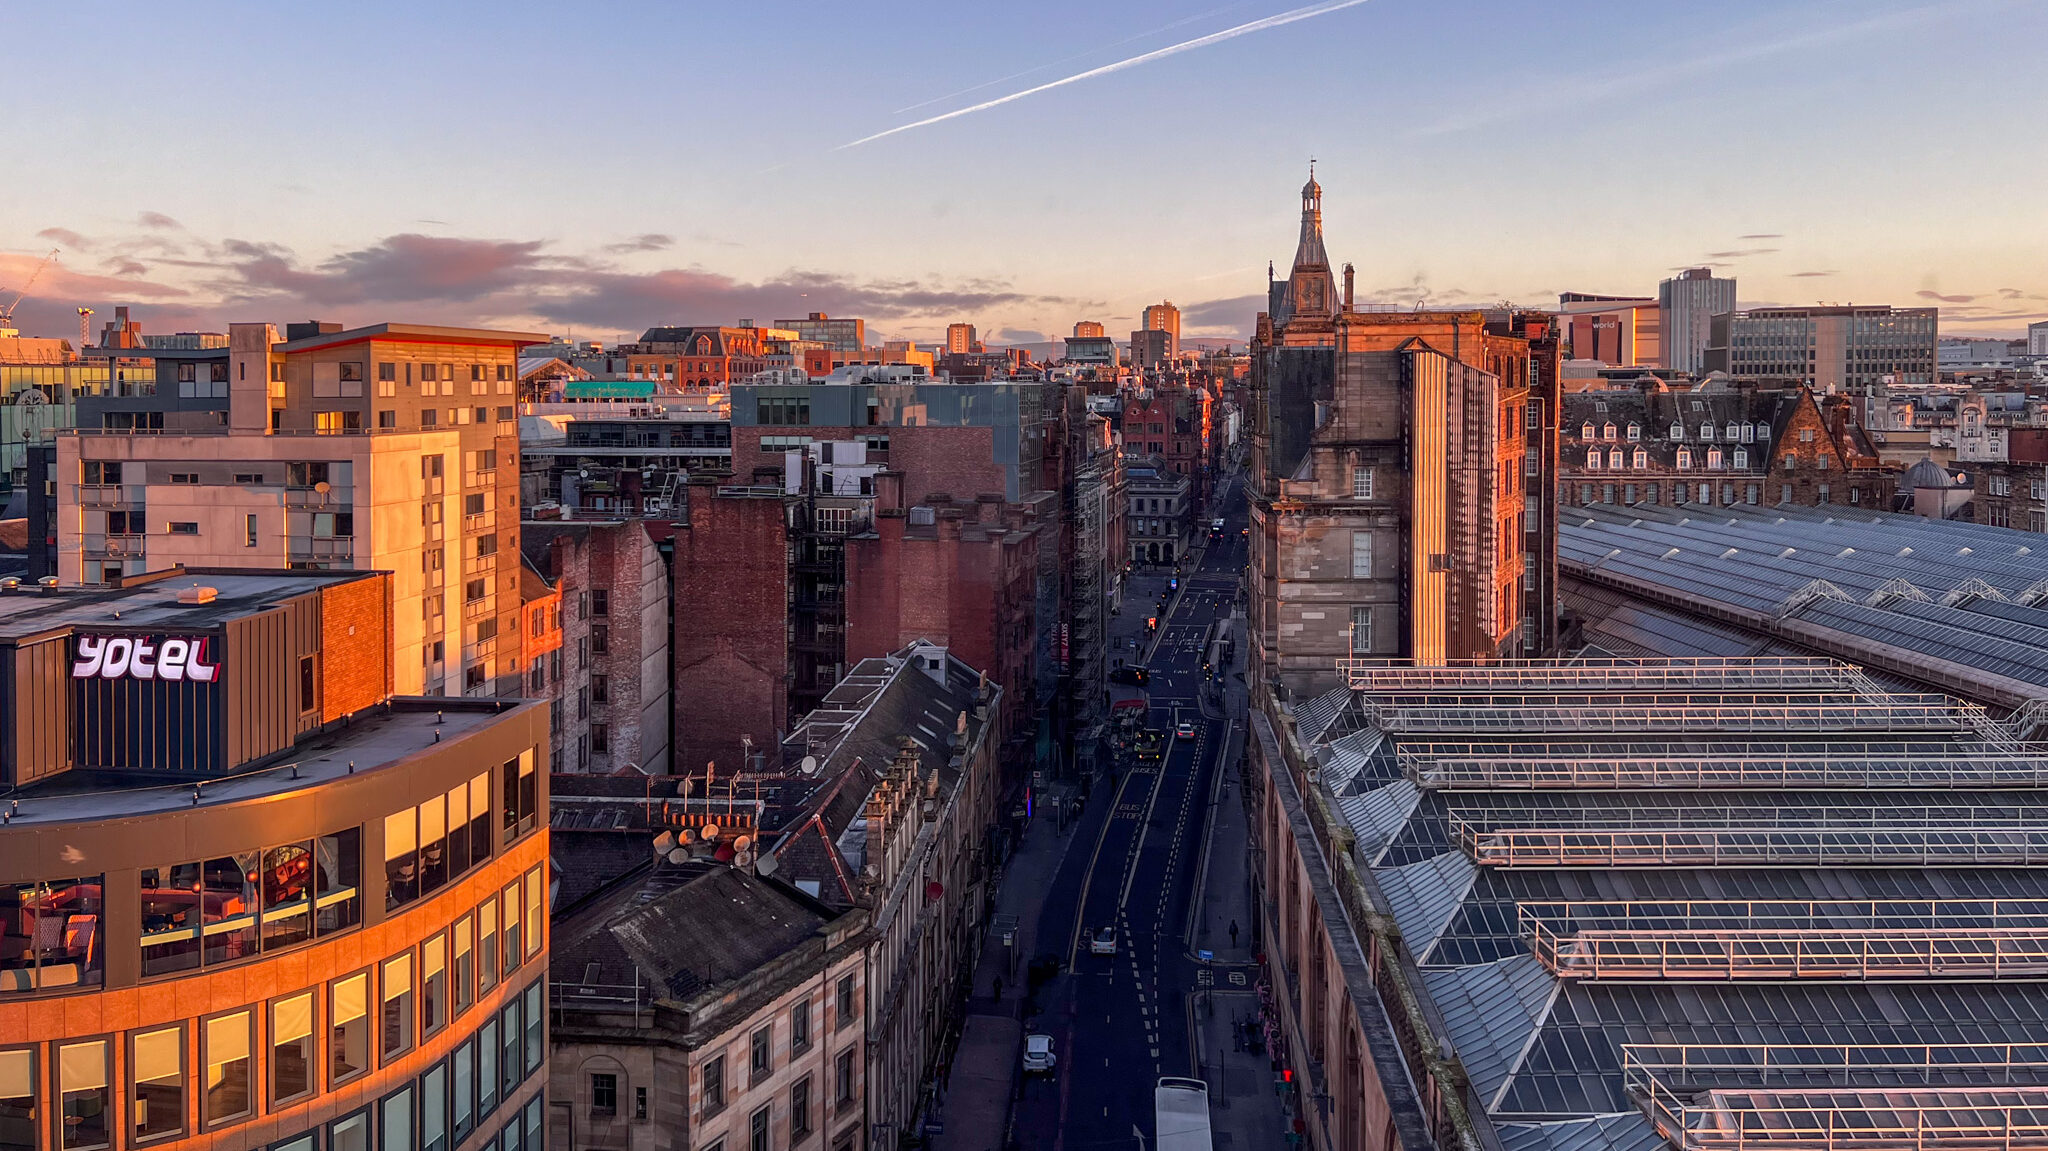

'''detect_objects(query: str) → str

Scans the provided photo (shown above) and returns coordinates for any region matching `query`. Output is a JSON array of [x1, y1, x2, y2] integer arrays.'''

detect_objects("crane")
[[0, 248, 61, 328]]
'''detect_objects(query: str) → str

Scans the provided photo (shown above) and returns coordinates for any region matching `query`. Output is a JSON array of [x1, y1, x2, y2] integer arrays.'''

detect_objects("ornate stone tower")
[[1286, 166, 1337, 329]]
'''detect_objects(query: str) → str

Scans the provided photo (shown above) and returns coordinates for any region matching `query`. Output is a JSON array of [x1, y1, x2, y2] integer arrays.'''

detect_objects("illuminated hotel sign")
[[72, 635, 220, 682]]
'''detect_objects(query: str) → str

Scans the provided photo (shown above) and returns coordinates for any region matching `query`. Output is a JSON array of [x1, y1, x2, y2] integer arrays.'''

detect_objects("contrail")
[[890, 5, 1247, 114], [840, 0, 1372, 150]]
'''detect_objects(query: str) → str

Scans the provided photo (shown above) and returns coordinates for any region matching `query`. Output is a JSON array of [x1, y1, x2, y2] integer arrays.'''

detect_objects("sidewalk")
[[932, 784, 1086, 1151]]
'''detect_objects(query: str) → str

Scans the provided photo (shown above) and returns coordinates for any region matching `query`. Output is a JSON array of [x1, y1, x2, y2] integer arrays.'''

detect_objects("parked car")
[[1024, 1033, 1057, 1074], [1091, 927, 1117, 955], [1175, 720, 1197, 739]]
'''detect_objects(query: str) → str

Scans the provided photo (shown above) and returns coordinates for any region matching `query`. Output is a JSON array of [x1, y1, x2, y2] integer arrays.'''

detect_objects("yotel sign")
[[72, 635, 220, 682]]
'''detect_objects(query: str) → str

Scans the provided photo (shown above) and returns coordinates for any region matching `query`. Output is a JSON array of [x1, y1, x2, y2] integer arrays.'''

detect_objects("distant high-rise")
[[773, 311, 865, 353], [1072, 320, 1105, 339], [945, 322, 978, 354], [1707, 305, 1938, 395], [1142, 301, 1181, 341], [1658, 268, 1736, 374], [2029, 320, 2048, 357]]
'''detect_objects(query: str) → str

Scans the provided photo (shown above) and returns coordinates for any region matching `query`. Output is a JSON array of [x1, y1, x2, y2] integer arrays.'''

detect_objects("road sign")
[[1197, 949, 1213, 961]]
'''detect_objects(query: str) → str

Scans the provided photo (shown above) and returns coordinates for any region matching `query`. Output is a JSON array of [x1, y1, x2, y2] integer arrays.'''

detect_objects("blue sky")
[[4, 0, 2045, 345]]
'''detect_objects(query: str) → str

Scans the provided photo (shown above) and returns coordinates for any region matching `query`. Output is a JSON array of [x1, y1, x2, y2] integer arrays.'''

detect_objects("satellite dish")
[[755, 853, 779, 877], [665, 848, 688, 864], [314, 481, 331, 493], [701, 823, 721, 842], [653, 831, 675, 852], [732, 834, 752, 854], [675, 826, 695, 843], [734, 848, 755, 868], [800, 755, 819, 776]]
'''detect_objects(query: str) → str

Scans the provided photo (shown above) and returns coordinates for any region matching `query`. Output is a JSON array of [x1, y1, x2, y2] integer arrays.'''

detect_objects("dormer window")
[[1677, 449, 1693, 469], [1671, 423, 1685, 440], [1733, 449, 1749, 469], [1725, 422, 1740, 440], [1609, 449, 1625, 469], [1708, 449, 1724, 470], [1602, 423, 1617, 441], [1740, 424, 1755, 443], [1627, 424, 1641, 442], [1586, 448, 1602, 470], [1581, 422, 1595, 441], [1632, 449, 1648, 469], [1700, 424, 1715, 441]]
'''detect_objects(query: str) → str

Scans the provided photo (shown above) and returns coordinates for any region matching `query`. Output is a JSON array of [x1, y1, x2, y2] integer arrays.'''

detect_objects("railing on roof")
[[1624, 1043, 2048, 1151], [1339, 656, 1861, 693], [1457, 822, 2048, 868], [1519, 899, 2048, 980], [1372, 698, 1981, 736], [1403, 751, 2048, 791]]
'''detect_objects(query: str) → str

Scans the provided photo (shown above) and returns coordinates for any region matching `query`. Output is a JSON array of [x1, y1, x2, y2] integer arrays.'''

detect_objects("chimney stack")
[[1343, 263, 1355, 311]]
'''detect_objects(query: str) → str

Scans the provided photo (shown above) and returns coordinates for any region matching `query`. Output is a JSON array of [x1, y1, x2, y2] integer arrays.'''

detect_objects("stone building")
[[671, 480, 791, 777], [548, 835, 869, 1151], [769, 643, 1002, 1147], [1558, 382, 1894, 512], [1247, 173, 1556, 694], [521, 517, 673, 773], [1125, 454, 1191, 565], [1973, 428, 2048, 533]]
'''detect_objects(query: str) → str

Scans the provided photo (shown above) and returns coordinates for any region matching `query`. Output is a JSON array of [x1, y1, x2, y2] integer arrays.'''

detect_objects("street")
[[1010, 470, 1257, 1150]]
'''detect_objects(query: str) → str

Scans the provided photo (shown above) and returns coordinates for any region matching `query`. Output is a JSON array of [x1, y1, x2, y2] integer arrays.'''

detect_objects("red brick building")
[[671, 480, 790, 775], [621, 325, 772, 391], [730, 422, 1009, 503], [843, 486, 1045, 754]]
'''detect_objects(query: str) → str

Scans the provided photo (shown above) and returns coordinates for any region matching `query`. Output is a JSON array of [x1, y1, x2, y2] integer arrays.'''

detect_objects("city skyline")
[[4, 0, 2045, 344]]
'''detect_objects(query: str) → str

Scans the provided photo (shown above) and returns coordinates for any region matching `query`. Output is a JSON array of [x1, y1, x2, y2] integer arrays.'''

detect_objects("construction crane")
[[78, 307, 94, 349], [0, 248, 61, 328]]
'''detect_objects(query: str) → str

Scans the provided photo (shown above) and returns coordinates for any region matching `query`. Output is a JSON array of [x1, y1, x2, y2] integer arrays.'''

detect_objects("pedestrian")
[[1229, 919, 1240, 947]]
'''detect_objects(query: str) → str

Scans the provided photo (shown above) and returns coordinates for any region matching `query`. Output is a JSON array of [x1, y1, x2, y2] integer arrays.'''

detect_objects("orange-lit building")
[[0, 568, 549, 1151], [620, 327, 773, 391]]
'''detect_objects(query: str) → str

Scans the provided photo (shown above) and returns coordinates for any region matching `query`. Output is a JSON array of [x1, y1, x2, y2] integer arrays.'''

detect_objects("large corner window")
[[0, 878, 105, 994], [142, 831, 357, 979]]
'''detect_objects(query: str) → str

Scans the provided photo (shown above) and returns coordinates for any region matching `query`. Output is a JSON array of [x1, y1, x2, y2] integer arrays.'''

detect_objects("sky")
[[4, 0, 2046, 348]]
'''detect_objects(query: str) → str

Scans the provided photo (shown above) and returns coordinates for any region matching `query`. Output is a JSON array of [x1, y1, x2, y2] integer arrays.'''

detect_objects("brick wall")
[[731, 425, 1007, 505], [320, 573, 391, 721], [674, 486, 789, 775]]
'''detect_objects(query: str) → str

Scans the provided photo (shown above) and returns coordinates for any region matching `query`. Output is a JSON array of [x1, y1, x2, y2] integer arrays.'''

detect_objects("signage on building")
[[72, 635, 220, 682]]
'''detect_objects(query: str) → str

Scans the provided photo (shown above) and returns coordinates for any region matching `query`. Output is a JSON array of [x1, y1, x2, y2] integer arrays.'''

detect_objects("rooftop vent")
[[177, 585, 218, 604]]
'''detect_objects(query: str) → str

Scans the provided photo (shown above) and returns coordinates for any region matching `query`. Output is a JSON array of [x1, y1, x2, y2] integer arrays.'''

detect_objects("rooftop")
[[0, 697, 521, 827], [1275, 657, 2048, 1151], [0, 568, 376, 642], [1561, 504, 2048, 710]]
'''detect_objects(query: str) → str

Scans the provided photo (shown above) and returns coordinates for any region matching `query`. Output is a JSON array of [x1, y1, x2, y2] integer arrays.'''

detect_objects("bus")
[[1155, 1077, 1214, 1151]]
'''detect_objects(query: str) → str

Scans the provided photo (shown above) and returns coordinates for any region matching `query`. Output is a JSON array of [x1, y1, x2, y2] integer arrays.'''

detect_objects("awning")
[[564, 380, 656, 399]]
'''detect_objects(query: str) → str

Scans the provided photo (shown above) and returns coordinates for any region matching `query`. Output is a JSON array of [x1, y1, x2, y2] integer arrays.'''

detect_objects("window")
[[478, 900, 499, 995], [167, 521, 199, 535], [750, 1106, 770, 1151], [1784, 454, 1798, 470], [591, 674, 609, 705], [1632, 449, 1647, 469], [1627, 424, 1641, 442], [791, 1076, 812, 1137], [1602, 423, 1616, 441], [1800, 427, 1815, 443], [592, 589, 610, 616], [1585, 448, 1601, 470], [591, 723, 610, 755], [169, 472, 199, 485], [477, 1019, 498, 1119], [1351, 466, 1373, 499], [131, 1025, 185, 1142], [1676, 449, 1693, 469], [331, 1110, 370, 1151], [499, 999, 521, 1098], [1707, 449, 1724, 470], [466, 578, 488, 604], [591, 1073, 617, 1118], [524, 983, 543, 1073], [1580, 422, 1594, 440], [423, 934, 449, 1037], [1733, 449, 1749, 469], [636, 1086, 649, 1121], [1670, 422, 1684, 440], [58, 1040, 110, 1151], [1699, 424, 1714, 441], [525, 868, 545, 959], [1349, 607, 1372, 655], [381, 1085, 413, 1151], [1609, 449, 1624, 470], [592, 624, 608, 654], [502, 883, 522, 975], [834, 1048, 855, 1108], [703, 1053, 727, 1115], [837, 974, 857, 1029], [1350, 530, 1372, 579], [386, 808, 419, 910], [203, 1011, 253, 1127], [423, 1062, 449, 1151], [382, 952, 415, 1060], [791, 999, 811, 1053], [271, 993, 316, 1108], [751, 1027, 773, 1082], [454, 1041, 476, 1142], [452, 915, 475, 1015]]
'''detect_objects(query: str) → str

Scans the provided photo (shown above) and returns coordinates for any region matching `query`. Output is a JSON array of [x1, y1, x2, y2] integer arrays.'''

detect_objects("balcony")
[[464, 552, 498, 576], [1625, 1043, 2048, 1151], [83, 532, 146, 558], [289, 536, 355, 562], [75, 483, 137, 507], [1520, 899, 2048, 980]]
